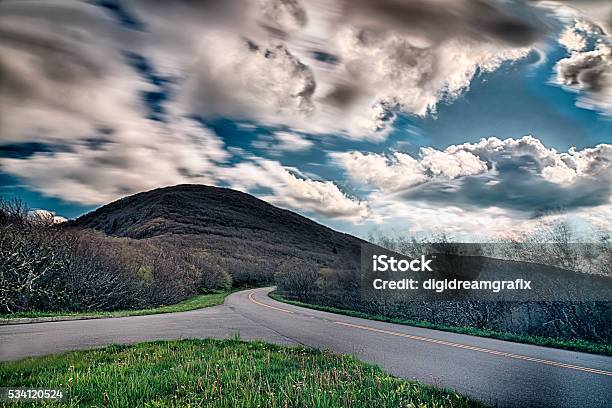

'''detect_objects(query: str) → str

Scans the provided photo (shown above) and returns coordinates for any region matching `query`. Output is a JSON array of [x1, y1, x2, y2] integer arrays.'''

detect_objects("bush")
[[275, 258, 319, 297], [0, 221, 71, 312], [0, 197, 234, 314], [0, 214, 145, 313], [190, 254, 232, 293], [277, 226, 612, 344]]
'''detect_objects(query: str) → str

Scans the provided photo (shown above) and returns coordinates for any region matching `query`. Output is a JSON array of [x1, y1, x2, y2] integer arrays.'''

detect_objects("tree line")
[[276, 223, 612, 344], [0, 198, 231, 314]]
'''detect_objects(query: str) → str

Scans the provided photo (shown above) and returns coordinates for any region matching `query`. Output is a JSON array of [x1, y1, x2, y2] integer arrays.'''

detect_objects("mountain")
[[70, 185, 363, 282]]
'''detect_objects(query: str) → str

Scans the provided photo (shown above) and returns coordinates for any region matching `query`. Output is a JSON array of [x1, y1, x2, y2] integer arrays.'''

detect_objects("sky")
[[0, 0, 610, 240]]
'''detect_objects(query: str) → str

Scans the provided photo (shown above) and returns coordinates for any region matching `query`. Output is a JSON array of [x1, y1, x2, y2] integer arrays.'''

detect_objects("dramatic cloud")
[[333, 136, 611, 221], [0, 0, 545, 144], [177, 37, 316, 121], [2, 124, 365, 221], [541, 0, 611, 36], [0, 0, 608, 237], [326, 28, 531, 123], [336, 136, 611, 188], [1, 117, 228, 204], [0, 1, 233, 205], [260, 0, 308, 33], [124, 0, 542, 138], [547, 8, 612, 116], [331, 149, 487, 191], [555, 42, 612, 115], [339, 0, 542, 46], [0, 1, 146, 143]]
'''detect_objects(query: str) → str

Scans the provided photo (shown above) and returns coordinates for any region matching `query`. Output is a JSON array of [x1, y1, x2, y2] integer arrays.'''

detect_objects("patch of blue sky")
[[406, 43, 611, 151], [94, 0, 144, 31], [0, 142, 57, 159], [0, 174, 96, 219], [123, 52, 173, 122]]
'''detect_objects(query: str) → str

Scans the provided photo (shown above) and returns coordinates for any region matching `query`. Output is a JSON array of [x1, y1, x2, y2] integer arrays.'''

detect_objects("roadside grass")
[[0, 338, 485, 408], [269, 293, 612, 356], [0, 290, 234, 321]]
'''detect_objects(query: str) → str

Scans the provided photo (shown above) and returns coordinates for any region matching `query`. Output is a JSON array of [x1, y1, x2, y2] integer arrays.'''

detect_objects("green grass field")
[[269, 293, 612, 356], [0, 338, 484, 408], [1, 291, 231, 321]]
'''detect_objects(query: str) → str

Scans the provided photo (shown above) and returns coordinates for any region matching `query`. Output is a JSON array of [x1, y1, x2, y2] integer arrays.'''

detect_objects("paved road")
[[1, 288, 611, 407]]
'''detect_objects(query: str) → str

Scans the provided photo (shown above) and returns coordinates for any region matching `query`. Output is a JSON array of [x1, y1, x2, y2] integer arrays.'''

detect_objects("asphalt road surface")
[[1, 288, 611, 407]]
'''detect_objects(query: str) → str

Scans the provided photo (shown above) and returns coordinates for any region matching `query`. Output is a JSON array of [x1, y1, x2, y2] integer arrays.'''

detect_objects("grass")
[[269, 293, 612, 356], [1, 290, 234, 321], [0, 338, 485, 408]]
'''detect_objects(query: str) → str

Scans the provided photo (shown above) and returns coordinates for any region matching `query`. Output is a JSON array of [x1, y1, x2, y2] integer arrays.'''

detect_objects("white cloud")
[[274, 132, 314, 151], [558, 23, 588, 52], [330, 29, 531, 118], [366, 197, 567, 240], [0, 1, 232, 205], [334, 136, 612, 194], [216, 159, 369, 222], [177, 34, 316, 121], [333, 136, 611, 235], [449, 136, 612, 184], [554, 43, 612, 116], [366, 187, 611, 240], [252, 131, 313, 154], [125, 0, 538, 139], [331, 143, 490, 192], [0, 1, 148, 144], [260, 0, 308, 33], [548, 143, 612, 183], [1, 117, 228, 205], [3, 117, 365, 222], [540, 1, 611, 36], [543, 6, 612, 116], [331, 151, 426, 191]]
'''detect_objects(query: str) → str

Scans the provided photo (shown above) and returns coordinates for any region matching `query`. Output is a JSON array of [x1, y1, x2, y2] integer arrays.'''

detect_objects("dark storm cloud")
[[124, 0, 252, 29], [555, 41, 611, 116], [0, 25, 105, 100], [339, 0, 546, 46], [557, 47, 609, 92], [399, 154, 611, 215], [0, 0, 550, 143], [0, 0, 141, 112], [323, 82, 364, 108]]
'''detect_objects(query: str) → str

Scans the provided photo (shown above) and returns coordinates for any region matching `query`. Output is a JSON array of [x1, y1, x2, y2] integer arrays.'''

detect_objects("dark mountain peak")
[[71, 184, 362, 257]]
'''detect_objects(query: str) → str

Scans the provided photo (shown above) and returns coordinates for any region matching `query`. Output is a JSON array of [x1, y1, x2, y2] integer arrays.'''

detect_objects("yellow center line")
[[248, 292, 612, 377], [248, 292, 294, 314], [334, 321, 612, 377]]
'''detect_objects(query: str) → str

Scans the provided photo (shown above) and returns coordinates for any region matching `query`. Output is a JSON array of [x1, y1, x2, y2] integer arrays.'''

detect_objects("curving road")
[[1, 288, 611, 407]]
